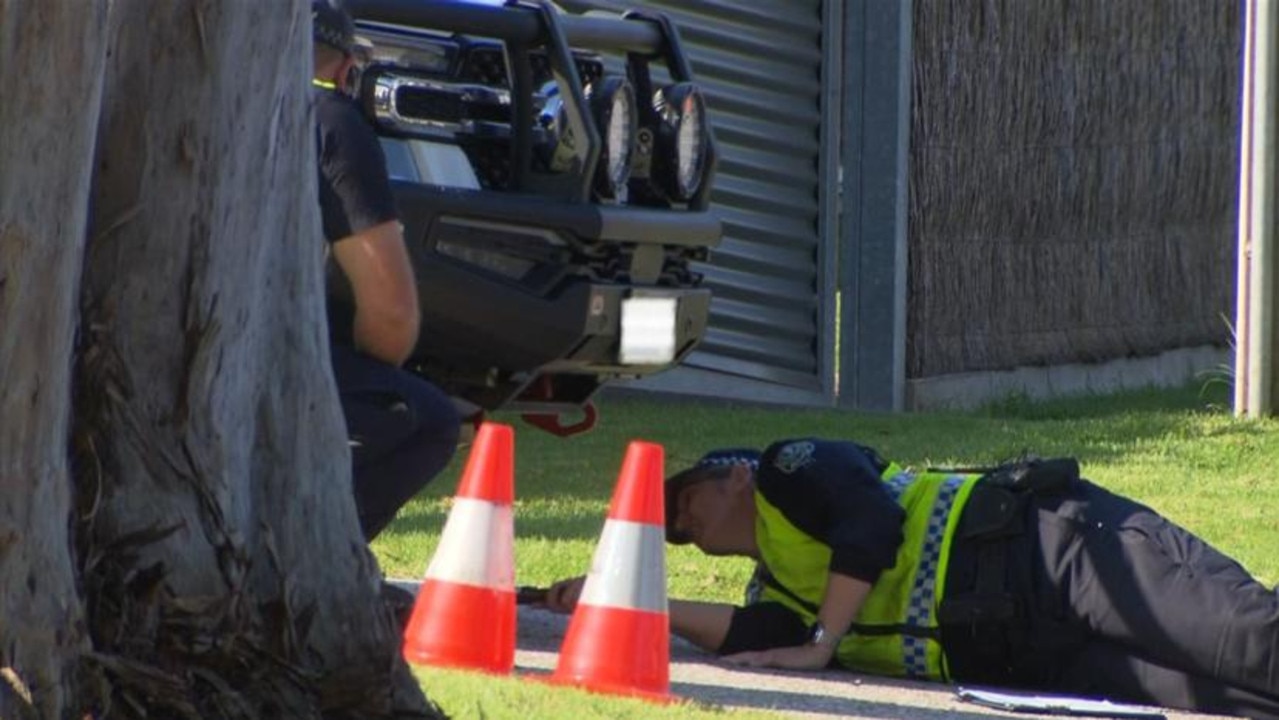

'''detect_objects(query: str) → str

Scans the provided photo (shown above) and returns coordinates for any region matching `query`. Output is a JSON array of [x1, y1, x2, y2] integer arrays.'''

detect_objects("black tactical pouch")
[[937, 482, 1025, 631], [982, 456, 1079, 496], [935, 457, 1081, 656], [957, 482, 1024, 541], [936, 483, 1030, 635]]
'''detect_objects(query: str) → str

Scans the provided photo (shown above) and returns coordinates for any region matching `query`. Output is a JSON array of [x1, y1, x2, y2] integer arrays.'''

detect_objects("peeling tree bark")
[[1, 2, 439, 717], [0, 2, 106, 717]]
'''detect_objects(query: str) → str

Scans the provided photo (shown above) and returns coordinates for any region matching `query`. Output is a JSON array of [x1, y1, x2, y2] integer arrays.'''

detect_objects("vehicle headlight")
[[588, 76, 637, 201], [653, 83, 708, 203]]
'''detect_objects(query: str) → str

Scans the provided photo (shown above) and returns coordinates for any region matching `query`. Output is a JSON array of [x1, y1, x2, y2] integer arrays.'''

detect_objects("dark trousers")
[[331, 344, 460, 540], [944, 480, 1279, 719]]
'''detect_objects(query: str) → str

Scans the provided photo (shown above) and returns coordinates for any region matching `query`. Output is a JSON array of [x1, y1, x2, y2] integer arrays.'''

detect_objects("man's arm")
[[543, 576, 738, 653], [331, 220, 420, 365], [721, 571, 871, 670], [669, 599, 736, 652]]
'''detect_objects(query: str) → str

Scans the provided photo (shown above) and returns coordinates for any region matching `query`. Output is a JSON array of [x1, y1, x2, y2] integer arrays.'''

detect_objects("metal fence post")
[[1236, 0, 1279, 417], [837, 0, 912, 412]]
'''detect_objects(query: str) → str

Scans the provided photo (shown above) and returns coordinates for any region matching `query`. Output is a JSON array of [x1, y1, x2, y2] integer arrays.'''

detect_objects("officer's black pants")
[[331, 344, 460, 541], [945, 480, 1279, 719]]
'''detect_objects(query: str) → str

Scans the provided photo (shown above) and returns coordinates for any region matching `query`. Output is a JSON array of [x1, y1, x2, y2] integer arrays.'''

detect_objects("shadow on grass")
[[381, 382, 1256, 541], [829, 382, 1245, 471], [464, 406, 1147, 504], [974, 381, 1230, 421], [380, 496, 608, 544]]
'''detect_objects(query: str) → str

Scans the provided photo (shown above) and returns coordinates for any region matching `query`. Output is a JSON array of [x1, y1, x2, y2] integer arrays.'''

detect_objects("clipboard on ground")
[[956, 687, 1168, 719]]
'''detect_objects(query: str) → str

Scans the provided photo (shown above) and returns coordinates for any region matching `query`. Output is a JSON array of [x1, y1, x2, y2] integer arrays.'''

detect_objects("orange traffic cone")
[[551, 440, 671, 701], [402, 422, 516, 673]]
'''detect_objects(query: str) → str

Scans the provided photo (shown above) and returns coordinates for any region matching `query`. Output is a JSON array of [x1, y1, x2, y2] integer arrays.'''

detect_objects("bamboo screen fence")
[[907, 0, 1241, 379]]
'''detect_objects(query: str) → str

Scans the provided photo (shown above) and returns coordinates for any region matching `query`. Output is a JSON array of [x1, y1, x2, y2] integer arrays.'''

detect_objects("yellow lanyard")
[[312, 78, 338, 91]]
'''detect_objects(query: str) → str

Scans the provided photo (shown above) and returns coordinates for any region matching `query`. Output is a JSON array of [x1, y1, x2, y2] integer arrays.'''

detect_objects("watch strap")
[[806, 620, 838, 648]]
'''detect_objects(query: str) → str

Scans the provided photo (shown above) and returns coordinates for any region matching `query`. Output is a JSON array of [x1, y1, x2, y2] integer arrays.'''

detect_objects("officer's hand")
[[720, 642, 834, 671], [543, 576, 586, 614]]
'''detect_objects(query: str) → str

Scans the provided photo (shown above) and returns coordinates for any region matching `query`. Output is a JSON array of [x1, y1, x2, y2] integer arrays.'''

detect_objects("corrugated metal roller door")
[[559, 0, 830, 399]]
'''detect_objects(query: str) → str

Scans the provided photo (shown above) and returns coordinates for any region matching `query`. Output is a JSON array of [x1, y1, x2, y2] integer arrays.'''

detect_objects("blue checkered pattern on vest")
[[883, 471, 964, 677], [884, 471, 915, 501]]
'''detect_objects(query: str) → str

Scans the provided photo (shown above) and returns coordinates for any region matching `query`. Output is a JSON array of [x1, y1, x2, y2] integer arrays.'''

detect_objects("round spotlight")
[[588, 75, 637, 201], [654, 83, 708, 202]]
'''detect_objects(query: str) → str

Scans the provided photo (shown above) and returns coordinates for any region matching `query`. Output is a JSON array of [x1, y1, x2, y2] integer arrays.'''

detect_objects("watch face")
[[807, 620, 827, 646]]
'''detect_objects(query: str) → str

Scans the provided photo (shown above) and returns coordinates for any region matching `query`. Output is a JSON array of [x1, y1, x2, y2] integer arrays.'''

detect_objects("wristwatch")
[[806, 620, 838, 648]]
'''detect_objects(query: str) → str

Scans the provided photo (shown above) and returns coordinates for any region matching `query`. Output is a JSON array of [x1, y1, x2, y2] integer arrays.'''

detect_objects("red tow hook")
[[521, 402, 599, 437]]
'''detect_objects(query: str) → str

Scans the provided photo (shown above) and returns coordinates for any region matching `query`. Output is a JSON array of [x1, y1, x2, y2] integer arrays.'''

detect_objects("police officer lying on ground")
[[312, 1, 459, 541], [545, 438, 1279, 720]]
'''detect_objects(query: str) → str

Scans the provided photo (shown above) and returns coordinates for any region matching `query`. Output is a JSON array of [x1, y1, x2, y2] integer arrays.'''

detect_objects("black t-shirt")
[[718, 438, 908, 655], [755, 438, 906, 583], [314, 87, 399, 346]]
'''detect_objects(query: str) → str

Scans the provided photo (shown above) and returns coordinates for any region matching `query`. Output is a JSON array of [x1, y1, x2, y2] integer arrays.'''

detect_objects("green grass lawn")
[[372, 381, 1279, 718]]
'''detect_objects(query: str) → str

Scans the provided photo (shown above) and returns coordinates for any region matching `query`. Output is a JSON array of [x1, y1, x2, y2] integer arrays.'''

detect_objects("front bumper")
[[395, 182, 719, 412]]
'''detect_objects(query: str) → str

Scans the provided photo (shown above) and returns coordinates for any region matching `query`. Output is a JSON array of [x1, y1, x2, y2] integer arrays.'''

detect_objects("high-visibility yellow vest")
[[755, 463, 979, 679]]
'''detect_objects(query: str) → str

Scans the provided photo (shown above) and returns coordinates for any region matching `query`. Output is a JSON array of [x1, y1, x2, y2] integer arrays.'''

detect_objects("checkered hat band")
[[697, 454, 759, 470]]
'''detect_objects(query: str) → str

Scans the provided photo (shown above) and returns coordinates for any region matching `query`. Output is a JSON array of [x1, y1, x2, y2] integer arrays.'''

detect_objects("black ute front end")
[[345, 0, 721, 424]]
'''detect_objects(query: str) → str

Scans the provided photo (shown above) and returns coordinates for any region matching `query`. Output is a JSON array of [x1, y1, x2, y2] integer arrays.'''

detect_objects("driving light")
[[653, 83, 708, 202], [433, 218, 567, 285], [588, 75, 637, 201]]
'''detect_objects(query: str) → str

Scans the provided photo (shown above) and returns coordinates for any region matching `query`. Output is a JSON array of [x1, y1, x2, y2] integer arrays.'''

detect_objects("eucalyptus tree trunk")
[[1, 2, 438, 718], [0, 2, 106, 717]]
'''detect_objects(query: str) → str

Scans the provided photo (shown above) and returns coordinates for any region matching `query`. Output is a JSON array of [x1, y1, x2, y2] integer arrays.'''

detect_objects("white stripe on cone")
[[579, 519, 667, 613], [425, 497, 514, 588]]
